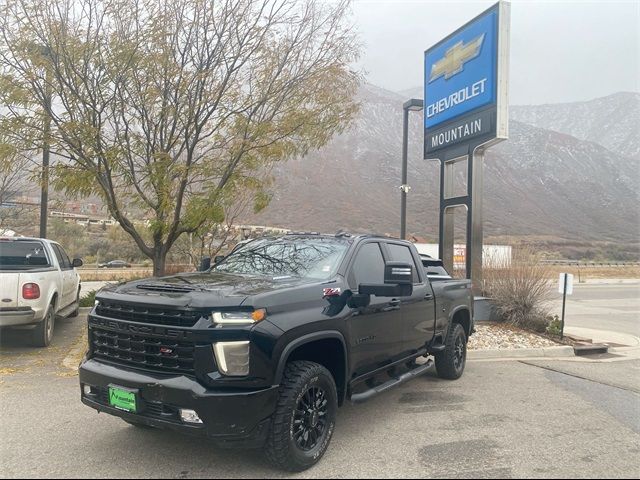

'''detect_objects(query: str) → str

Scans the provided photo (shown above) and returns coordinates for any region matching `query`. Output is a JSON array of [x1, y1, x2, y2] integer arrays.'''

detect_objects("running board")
[[56, 301, 79, 318], [350, 358, 434, 404]]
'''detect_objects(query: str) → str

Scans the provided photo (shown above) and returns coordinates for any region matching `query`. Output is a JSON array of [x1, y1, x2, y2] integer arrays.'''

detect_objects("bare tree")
[[0, 0, 361, 275], [0, 137, 35, 229]]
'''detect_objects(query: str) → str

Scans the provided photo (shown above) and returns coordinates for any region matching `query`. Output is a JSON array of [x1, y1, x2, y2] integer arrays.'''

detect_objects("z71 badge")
[[322, 287, 341, 298]]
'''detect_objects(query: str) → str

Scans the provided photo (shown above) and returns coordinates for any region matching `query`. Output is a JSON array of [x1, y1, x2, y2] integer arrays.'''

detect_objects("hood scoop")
[[136, 283, 198, 293]]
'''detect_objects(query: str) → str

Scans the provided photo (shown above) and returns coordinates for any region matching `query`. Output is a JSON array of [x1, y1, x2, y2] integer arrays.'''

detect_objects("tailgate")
[[0, 272, 20, 307]]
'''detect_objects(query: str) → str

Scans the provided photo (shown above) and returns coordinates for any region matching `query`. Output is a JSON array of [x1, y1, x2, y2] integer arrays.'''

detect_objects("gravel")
[[469, 322, 561, 350]]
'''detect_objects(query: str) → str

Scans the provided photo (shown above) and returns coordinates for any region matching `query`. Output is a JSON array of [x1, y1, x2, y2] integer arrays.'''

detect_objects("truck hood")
[[97, 271, 317, 309]]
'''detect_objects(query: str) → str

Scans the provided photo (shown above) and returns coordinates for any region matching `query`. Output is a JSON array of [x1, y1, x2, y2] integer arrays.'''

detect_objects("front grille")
[[95, 301, 205, 327], [92, 386, 180, 421], [90, 327, 196, 375]]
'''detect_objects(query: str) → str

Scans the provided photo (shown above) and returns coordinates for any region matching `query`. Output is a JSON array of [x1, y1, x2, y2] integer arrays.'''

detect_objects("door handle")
[[424, 294, 434, 300], [382, 299, 401, 311]]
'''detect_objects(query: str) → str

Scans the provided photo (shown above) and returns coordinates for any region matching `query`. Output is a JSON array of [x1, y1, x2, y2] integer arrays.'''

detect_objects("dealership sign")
[[424, 2, 509, 156]]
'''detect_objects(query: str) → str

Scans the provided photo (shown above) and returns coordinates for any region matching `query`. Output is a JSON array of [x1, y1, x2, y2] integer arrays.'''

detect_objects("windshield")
[[0, 240, 51, 270], [213, 237, 349, 280]]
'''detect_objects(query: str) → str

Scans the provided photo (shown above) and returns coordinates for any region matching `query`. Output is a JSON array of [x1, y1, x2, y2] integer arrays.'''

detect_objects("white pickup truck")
[[0, 237, 83, 347]]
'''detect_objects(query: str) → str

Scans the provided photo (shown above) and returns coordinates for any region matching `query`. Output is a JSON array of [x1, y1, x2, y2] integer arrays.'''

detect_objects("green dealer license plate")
[[108, 386, 137, 413]]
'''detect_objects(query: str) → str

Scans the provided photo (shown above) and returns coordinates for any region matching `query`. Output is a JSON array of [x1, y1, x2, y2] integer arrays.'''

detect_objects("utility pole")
[[39, 50, 52, 238]]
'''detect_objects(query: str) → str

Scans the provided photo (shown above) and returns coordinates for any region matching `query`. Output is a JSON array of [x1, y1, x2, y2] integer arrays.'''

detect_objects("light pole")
[[400, 98, 423, 240]]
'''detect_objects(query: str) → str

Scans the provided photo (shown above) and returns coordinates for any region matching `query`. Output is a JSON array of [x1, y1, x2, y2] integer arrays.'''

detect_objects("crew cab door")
[[384, 242, 436, 354], [51, 243, 77, 308], [346, 241, 407, 376]]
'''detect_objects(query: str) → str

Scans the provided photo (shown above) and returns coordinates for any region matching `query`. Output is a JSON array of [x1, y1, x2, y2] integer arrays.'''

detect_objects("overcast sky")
[[352, 0, 639, 105]]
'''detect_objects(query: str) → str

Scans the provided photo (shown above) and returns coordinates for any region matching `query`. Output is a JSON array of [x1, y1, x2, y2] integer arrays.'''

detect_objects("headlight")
[[213, 341, 250, 376], [211, 309, 266, 326]]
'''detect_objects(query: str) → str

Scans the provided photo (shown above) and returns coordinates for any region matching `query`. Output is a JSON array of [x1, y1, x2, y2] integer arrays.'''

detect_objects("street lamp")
[[400, 98, 423, 240]]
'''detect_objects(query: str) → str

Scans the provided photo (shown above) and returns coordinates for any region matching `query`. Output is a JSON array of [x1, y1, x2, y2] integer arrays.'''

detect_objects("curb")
[[468, 345, 575, 360], [563, 326, 640, 348]]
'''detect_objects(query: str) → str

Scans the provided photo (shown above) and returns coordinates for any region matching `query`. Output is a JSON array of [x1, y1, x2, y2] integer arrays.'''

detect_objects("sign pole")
[[560, 273, 567, 340]]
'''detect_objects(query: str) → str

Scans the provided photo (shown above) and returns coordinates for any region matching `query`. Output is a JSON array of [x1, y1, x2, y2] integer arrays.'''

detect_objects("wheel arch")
[[449, 306, 472, 339], [275, 331, 348, 406], [48, 290, 59, 311]]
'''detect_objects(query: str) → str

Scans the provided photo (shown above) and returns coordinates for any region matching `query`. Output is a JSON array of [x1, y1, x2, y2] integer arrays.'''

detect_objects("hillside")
[[510, 92, 640, 159], [244, 85, 640, 245]]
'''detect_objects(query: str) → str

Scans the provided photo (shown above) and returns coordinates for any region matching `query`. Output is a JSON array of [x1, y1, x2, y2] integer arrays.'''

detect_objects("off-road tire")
[[265, 361, 338, 472], [435, 323, 467, 380], [32, 303, 55, 348]]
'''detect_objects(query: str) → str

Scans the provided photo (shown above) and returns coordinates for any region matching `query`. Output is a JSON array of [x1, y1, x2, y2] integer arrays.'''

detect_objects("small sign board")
[[558, 273, 574, 295]]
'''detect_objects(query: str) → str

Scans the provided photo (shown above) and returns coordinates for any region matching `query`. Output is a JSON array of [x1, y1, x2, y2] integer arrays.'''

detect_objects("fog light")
[[83, 384, 92, 396], [179, 409, 203, 424], [213, 341, 250, 376]]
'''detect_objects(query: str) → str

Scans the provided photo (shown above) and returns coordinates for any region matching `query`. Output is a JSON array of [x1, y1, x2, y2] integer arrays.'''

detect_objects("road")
[[1, 313, 639, 478], [554, 282, 640, 343]]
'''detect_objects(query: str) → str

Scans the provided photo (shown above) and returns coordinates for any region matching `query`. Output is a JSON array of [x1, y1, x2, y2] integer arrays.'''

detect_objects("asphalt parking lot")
[[1, 313, 639, 479]]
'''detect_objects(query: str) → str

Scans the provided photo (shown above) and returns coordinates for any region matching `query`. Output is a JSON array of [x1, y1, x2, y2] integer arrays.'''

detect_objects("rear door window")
[[386, 243, 420, 283], [52, 244, 71, 270]]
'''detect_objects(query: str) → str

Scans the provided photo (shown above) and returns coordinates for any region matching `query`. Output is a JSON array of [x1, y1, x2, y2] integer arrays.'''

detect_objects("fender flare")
[[274, 330, 348, 398], [447, 305, 472, 336]]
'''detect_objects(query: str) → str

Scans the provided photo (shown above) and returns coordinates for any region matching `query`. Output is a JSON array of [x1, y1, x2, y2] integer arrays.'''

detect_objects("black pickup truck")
[[79, 233, 473, 471]]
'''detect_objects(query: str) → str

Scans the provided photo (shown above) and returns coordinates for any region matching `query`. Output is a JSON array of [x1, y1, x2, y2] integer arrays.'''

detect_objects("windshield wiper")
[[171, 275, 194, 284]]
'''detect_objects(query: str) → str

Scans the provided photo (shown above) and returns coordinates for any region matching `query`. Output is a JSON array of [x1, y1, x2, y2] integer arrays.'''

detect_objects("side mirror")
[[213, 255, 225, 265], [358, 261, 414, 297], [199, 257, 211, 271], [72, 258, 83, 268]]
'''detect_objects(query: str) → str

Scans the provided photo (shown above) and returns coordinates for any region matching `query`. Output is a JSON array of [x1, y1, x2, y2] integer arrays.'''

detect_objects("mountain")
[[510, 92, 640, 159], [244, 84, 640, 246]]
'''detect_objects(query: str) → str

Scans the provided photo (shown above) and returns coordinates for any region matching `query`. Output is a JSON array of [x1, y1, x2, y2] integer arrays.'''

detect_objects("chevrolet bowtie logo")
[[429, 34, 485, 83]]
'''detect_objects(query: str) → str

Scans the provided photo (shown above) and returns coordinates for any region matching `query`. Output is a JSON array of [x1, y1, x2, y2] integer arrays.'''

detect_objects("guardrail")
[[540, 260, 640, 267]]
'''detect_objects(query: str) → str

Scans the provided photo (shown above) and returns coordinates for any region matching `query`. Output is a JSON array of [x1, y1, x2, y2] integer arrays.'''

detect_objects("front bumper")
[[0, 308, 37, 327], [79, 358, 279, 448]]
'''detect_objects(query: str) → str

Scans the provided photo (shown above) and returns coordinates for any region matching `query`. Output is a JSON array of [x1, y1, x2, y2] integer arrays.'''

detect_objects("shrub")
[[79, 290, 97, 307], [546, 315, 562, 337], [482, 247, 553, 332]]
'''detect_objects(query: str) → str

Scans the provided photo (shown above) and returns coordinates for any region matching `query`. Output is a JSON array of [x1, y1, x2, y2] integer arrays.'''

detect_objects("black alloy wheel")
[[293, 386, 329, 451], [265, 361, 338, 471]]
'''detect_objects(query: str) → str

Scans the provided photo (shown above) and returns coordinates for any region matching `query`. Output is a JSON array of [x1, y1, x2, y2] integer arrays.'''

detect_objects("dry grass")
[[78, 263, 195, 281], [482, 248, 553, 332], [544, 265, 640, 280], [78, 269, 151, 282]]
